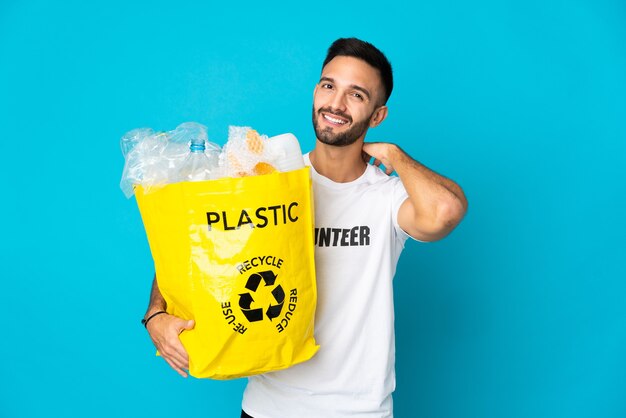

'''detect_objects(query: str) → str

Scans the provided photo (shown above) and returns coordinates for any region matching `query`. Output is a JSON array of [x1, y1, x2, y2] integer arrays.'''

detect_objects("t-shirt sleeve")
[[391, 177, 427, 244], [390, 178, 411, 243]]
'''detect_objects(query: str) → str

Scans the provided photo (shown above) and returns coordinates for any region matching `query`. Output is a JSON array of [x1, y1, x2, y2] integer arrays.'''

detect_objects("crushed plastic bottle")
[[120, 122, 220, 197], [178, 137, 218, 182], [120, 128, 169, 198]]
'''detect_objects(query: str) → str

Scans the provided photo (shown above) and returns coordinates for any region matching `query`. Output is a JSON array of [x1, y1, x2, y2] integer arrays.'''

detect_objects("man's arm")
[[143, 275, 195, 377], [362, 142, 468, 242]]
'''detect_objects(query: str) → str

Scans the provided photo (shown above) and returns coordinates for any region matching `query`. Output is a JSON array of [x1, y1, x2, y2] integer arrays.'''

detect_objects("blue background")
[[1, 1, 625, 417]]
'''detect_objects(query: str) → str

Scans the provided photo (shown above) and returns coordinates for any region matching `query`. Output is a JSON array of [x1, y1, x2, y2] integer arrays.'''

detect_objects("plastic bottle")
[[178, 137, 216, 182], [266, 133, 305, 172]]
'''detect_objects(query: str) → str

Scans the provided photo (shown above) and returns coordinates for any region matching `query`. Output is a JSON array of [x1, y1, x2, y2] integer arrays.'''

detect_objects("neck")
[[309, 140, 367, 183]]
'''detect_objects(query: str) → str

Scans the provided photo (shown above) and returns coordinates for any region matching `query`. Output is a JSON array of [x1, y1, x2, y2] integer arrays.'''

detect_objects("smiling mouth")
[[322, 113, 349, 126]]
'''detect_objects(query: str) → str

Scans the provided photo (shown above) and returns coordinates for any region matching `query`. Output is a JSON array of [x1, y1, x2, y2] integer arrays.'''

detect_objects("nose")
[[328, 91, 347, 113]]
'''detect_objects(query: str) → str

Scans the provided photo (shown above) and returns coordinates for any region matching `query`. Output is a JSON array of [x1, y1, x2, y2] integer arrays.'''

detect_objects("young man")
[[144, 38, 467, 418]]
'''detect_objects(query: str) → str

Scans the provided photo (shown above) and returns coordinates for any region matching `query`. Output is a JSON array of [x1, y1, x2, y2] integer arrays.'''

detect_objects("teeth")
[[324, 114, 347, 124]]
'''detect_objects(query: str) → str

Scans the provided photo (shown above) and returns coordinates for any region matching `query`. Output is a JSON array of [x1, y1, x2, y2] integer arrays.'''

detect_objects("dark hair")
[[322, 37, 393, 104]]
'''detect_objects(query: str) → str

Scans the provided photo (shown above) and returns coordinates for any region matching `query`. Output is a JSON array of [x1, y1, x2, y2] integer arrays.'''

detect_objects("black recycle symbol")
[[238, 270, 285, 322]]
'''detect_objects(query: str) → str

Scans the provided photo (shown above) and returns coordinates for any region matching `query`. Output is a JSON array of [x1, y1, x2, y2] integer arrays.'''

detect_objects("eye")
[[321, 83, 333, 89], [351, 92, 364, 101]]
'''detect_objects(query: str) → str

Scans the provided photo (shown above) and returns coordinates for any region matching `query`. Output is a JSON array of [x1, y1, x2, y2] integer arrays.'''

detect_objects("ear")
[[369, 105, 388, 128]]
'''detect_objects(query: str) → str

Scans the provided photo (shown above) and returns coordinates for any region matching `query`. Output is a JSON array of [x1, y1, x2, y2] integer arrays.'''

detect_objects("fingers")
[[146, 314, 193, 377], [163, 356, 188, 378], [363, 142, 395, 175], [371, 158, 394, 175], [180, 319, 195, 332], [372, 158, 392, 174], [159, 335, 189, 370]]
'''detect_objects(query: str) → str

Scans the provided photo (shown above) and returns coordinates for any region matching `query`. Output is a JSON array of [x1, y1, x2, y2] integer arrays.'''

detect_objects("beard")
[[312, 106, 371, 147]]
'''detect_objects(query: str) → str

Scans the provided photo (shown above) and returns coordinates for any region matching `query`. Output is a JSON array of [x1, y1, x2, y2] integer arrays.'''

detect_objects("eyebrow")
[[319, 77, 371, 100]]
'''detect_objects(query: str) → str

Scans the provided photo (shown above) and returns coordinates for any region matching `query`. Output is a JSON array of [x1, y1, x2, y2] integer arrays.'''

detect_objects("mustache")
[[318, 107, 352, 123]]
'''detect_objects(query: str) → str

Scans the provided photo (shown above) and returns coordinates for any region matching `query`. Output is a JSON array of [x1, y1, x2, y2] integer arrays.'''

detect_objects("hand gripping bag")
[[135, 167, 319, 379]]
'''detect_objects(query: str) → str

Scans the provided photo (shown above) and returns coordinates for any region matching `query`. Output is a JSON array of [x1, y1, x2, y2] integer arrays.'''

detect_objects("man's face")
[[312, 56, 385, 147]]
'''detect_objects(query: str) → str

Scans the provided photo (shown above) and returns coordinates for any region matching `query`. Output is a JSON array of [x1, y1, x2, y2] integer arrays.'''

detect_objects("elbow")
[[432, 196, 467, 235], [402, 189, 468, 242], [441, 185, 468, 226], [407, 198, 467, 242]]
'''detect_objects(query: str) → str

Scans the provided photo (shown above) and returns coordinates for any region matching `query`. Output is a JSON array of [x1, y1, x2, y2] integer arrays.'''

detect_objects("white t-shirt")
[[242, 154, 411, 418]]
